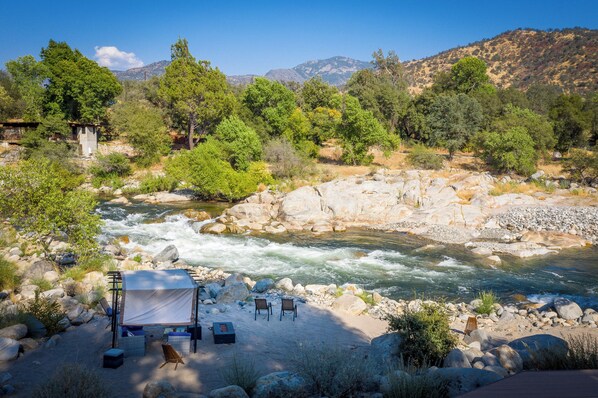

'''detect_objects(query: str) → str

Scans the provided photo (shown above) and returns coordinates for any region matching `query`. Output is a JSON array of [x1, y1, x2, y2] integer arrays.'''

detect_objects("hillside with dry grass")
[[403, 28, 597, 94]]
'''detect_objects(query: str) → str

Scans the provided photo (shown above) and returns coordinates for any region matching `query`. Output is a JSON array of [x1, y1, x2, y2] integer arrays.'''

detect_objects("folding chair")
[[160, 344, 185, 370], [254, 298, 273, 321], [280, 298, 297, 321], [465, 316, 478, 336]]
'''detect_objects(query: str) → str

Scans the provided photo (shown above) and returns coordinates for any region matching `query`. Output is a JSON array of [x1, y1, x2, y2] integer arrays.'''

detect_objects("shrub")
[[475, 291, 497, 315], [220, 353, 261, 394], [407, 145, 443, 170], [386, 302, 457, 366], [563, 148, 598, 183], [23, 291, 66, 336], [32, 363, 111, 398], [0, 255, 20, 291], [264, 137, 314, 179], [61, 266, 86, 282], [89, 153, 131, 179], [0, 312, 29, 330], [291, 343, 375, 398], [138, 173, 178, 194], [479, 127, 538, 176]]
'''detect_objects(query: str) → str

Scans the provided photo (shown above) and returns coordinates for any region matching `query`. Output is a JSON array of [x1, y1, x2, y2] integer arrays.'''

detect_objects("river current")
[[97, 201, 598, 307]]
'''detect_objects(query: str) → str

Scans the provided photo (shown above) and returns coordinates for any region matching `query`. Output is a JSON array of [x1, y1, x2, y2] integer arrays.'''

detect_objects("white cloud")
[[94, 46, 144, 70]]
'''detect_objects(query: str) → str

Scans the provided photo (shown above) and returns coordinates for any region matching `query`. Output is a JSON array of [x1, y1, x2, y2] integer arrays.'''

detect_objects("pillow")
[[127, 331, 135, 337]]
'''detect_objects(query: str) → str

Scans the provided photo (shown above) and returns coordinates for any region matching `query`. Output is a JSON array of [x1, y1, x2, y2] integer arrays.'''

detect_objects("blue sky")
[[0, 1, 596, 75]]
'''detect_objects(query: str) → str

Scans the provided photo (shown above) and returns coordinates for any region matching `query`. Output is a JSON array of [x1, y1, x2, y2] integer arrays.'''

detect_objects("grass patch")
[[357, 292, 376, 306], [23, 291, 66, 336], [291, 343, 375, 398], [220, 353, 261, 394], [132, 254, 142, 263], [32, 363, 111, 398], [61, 266, 87, 282], [0, 312, 29, 330], [0, 255, 21, 291], [530, 333, 598, 370], [489, 181, 530, 196], [570, 188, 590, 197], [456, 189, 477, 204], [30, 278, 53, 292], [385, 359, 450, 398], [475, 291, 497, 315]]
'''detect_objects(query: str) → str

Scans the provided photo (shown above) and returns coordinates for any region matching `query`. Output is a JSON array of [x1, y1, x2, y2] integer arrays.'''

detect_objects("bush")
[[220, 353, 261, 394], [165, 139, 272, 201], [479, 127, 538, 176], [530, 333, 598, 370], [23, 291, 66, 336], [89, 153, 131, 179], [264, 137, 314, 179], [291, 343, 375, 398], [32, 363, 111, 398], [563, 148, 598, 183], [386, 302, 457, 366], [138, 173, 178, 194], [475, 291, 497, 315], [215, 116, 262, 171], [407, 145, 443, 170], [0, 255, 20, 291]]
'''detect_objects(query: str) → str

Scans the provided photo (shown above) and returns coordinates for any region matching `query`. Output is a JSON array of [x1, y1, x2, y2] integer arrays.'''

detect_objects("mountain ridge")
[[111, 28, 597, 92]]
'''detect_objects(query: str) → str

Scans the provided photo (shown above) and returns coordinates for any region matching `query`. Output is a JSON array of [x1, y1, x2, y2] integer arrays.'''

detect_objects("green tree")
[[41, 40, 122, 122], [300, 77, 338, 111], [479, 127, 538, 176], [427, 93, 483, 159], [159, 39, 235, 149], [214, 116, 262, 171], [283, 108, 320, 158], [0, 158, 101, 254], [0, 71, 25, 120], [347, 50, 409, 134], [526, 84, 563, 115], [337, 94, 397, 165], [450, 56, 491, 94], [5, 55, 47, 121], [492, 105, 556, 154], [549, 94, 590, 151], [110, 101, 171, 166], [242, 77, 296, 137]]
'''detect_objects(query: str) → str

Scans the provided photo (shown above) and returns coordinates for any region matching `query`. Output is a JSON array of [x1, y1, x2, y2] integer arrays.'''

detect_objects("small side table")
[[212, 322, 235, 344], [103, 348, 124, 368]]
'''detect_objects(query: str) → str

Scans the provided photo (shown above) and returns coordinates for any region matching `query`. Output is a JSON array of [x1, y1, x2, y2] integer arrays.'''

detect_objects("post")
[[194, 285, 200, 353]]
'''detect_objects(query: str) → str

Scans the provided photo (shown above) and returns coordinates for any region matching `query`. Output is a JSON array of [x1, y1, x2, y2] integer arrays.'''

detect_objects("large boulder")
[[370, 332, 402, 365], [204, 283, 222, 299], [275, 278, 294, 292], [0, 324, 27, 340], [208, 385, 248, 398], [153, 245, 179, 264], [279, 186, 330, 224], [201, 223, 227, 234], [553, 297, 583, 320], [143, 380, 177, 398], [23, 315, 46, 338], [24, 260, 55, 280], [490, 344, 523, 373], [464, 329, 493, 350], [252, 371, 306, 398], [227, 203, 271, 224], [443, 349, 472, 368], [0, 338, 20, 361], [508, 334, 568, 369], [225, 274, 244, 287], [253, 279, 274, 293], [429, 368, 503, 396], [331, 294, 367, 315], [215, 283, 250, 303]]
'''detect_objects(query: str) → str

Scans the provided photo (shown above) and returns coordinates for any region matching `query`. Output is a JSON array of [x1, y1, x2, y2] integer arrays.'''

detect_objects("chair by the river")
[[280, 298, 297, 321], [255, 298, 273, 321]]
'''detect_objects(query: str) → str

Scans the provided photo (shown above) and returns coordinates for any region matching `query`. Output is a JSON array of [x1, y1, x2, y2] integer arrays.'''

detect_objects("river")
[[97, 201, 598, 307]]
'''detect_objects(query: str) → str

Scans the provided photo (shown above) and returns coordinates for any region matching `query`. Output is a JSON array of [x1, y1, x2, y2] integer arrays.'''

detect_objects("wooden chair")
[[100, 297, 116, 329], [465, 316, 478, 336], [280, 298, 297, 321], [160, 344, 185, 370], [254, 298, 273, 321]]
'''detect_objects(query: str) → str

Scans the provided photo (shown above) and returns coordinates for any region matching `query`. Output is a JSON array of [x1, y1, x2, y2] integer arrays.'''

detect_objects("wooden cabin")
[[0, 121, 101, 156]]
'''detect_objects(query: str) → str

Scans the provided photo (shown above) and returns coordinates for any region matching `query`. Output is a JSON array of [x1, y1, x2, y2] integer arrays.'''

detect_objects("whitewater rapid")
[[97, 202, 598, 306]]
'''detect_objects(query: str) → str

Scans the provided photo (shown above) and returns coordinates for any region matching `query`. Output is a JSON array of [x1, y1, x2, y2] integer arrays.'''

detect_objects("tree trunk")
[[188, 114, 196, 150]]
